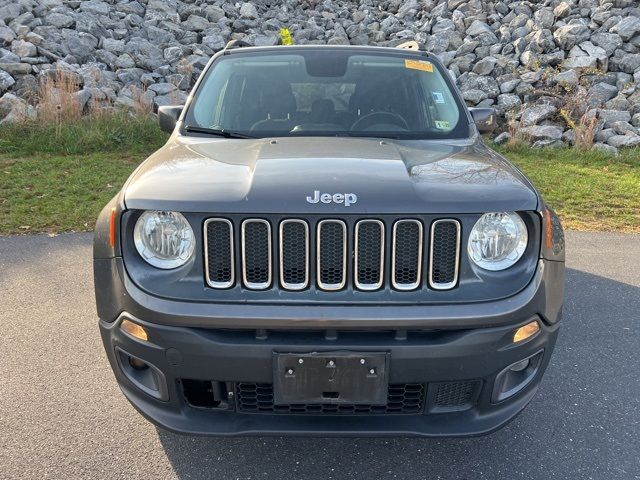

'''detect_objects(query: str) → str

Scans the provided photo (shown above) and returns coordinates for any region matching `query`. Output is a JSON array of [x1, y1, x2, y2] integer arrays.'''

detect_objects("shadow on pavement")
[[156, 268, 639, 479]]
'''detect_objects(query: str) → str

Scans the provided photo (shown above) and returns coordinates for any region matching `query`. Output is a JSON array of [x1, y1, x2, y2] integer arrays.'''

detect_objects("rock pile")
[[1, 0, 640, 153]]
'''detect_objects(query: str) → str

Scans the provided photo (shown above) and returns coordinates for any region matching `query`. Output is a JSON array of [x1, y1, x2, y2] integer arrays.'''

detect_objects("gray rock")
[[80, 1, 110, 16], [563, 42, 607, 70], [202, 34, 225, 52], [182, 14, 210, 32], [587, 82, 619, 107], [598, 109, 632, 124], [240, 3, 258, 20], [553, 69, 579, 87], [497, 94, 522, 112], [45, 12, 74, 28], [0, 62, 31, 75], [493, 132, 511, 145], [595, 128, 616, 143], [473, 57, 497, 76], [590, 33, 623, 57], [148, 82, 177, 95], [0, 69, 15, 92], [610, 121, 638, 136], [0, 25, 16, 45], [520, 125, 563, 141], [462, 89, 488, 104], [553, 2, 572, 18], [154, 90, 187, 109], [610, 51, 640, 74], [11, 40, 37, 58], [632, 113, 640, 128], [591, 143, 618, 155], [0, 92, 36, 123], [521, 104, 557, 126], [553, 24, 590, 50], [607, 134, 640, 148], [532, 139, 564, 148], [458, 73, 500, 98], [610, 16, 640, 42]]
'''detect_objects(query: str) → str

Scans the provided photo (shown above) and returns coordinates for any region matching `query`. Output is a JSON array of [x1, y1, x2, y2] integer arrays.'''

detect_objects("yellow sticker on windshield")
[[405, 59, 433, 72], [435, 120, 450, 130]]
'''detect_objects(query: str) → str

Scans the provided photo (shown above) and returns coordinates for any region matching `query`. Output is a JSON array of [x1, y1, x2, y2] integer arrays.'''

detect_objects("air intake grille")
[[204, 219, 234, 288], [392, 220, 423, 290], [236, 383, 425, 414], [204, 217, 461, 293], [429, 220, 461, 290], [355, 220, 384, 290], [279, 220, 308, 290], [429, 380, 481, 413], [242, 220, 271, 289], [317, 220, 346, 290]]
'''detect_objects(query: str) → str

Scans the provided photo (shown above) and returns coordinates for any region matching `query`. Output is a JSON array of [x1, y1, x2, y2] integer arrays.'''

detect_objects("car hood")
[[124, 136, 538, 214]]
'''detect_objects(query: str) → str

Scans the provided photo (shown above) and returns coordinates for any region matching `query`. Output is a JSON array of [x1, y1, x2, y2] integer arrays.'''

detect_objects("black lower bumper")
[[99, 313, 559, 437]]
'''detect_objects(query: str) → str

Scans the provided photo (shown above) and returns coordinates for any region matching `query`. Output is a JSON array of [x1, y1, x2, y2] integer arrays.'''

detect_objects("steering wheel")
[[351, 111, 409, 131]]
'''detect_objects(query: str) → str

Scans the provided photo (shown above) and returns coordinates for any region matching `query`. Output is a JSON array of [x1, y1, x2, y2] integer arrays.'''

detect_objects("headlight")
[[133, 211, 195, 269], [467, 212, 528, 271]]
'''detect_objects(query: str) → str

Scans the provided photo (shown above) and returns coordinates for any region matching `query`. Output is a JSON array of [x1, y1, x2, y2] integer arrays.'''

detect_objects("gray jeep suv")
[[94, 44, 565, 437]]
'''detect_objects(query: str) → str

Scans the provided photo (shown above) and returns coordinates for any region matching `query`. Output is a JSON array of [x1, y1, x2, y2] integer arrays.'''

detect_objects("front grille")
[[429, 219, 461, 289], [241, 219, 272, 289], [355, 220, 384, 290], [236, 383, 425, 414], [317, 220, 347, 290], [205, 217, 461, 292]]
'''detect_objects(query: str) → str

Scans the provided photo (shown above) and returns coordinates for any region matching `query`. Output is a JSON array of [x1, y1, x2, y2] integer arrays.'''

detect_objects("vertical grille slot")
[[204, 219, 234, 289], [317, 220, 347, 291], [241, 219, 272, 290], [391, 220, 423, 291], [279, 219, 309, 290], [429, 219, 461, 290], [355, 220, 384, 291]]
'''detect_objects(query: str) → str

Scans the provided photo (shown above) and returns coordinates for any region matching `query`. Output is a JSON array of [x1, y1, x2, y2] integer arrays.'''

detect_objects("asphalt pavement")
[[0, 231, 638, 480]]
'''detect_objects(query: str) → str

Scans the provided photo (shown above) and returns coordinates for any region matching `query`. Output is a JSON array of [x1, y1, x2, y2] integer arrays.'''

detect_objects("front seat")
[[250, 85, 297, 132]]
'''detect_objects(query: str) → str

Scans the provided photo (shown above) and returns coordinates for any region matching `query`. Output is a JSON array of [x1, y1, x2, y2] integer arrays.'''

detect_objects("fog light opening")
[[513, 320, 540, 343], [121, 318, 148, 342], [128, 356, 149, 371], [509, 359, 529, 372]]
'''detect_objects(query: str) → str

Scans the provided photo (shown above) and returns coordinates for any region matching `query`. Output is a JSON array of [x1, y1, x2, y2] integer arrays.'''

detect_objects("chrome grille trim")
[[279, 219, 309, 291], [316, 219, 347, 291], [203, 218, 235, 289], [354, 219, 385, 291], [391, 219, 423, 291], [428, 219, 461, 291], [241, 219, 272, 290]]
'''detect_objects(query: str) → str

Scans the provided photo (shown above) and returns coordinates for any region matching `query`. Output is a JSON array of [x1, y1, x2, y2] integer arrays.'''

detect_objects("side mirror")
[[158, 105, 183, 134], [469, 108, 497, 134]]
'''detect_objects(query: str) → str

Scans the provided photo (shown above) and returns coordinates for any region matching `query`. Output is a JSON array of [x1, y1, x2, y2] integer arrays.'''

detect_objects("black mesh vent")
[[393, 221, 422, 289], [205, 220, 233, 287], [356, 221, 383, 289], [430, 220, 459, 287], [280, 221, 308, 289], [318, 221, 346, 289], [236, 383, 425, 415], [242, 220, 271, 288], [431, 380, 480, 412]]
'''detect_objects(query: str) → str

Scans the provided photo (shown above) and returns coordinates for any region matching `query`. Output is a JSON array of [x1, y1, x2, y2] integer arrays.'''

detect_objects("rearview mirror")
[[469, 108, 497, 134], [158, 105, 183, 134]]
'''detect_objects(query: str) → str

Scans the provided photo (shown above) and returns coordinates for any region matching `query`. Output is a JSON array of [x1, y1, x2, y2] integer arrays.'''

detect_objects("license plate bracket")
[[273, 351, 389, 405]]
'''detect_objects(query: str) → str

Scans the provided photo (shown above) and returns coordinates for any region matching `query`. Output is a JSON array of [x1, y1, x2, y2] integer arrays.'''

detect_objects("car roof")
[[223, 43, 433, 58]]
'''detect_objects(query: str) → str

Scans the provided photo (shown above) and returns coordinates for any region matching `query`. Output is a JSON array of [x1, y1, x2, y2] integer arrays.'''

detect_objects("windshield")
[[184, 49, 470, 139]]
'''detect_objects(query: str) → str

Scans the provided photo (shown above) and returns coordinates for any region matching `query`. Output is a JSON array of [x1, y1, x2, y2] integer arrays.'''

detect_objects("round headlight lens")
[[467, 212, 528, 271], [133, 211, 195, 269]]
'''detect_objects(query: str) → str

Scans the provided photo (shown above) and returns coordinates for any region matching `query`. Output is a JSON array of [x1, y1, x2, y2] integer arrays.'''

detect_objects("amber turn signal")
[[513, 320, 540, 343], [120, 319, 148, 342]]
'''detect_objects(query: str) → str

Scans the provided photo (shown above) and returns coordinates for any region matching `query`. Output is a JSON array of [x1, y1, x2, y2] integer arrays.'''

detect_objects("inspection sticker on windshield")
[[405, 59, 433, 72], [432, 91, 445, 104], [435, 120, 450, 130]]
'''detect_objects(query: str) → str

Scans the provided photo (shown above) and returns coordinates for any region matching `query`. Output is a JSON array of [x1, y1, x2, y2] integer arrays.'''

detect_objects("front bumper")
[[96, 258, 563, 437]]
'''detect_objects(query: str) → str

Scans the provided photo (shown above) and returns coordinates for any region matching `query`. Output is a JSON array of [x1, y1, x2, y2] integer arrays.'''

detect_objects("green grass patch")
[[0, 114, 166, 156], [0, 153, 141, 234], [494, 144, 640, 233]]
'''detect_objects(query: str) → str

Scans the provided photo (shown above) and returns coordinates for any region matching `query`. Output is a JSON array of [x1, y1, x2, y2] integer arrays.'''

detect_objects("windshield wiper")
[[183, 125, 256, 139]]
